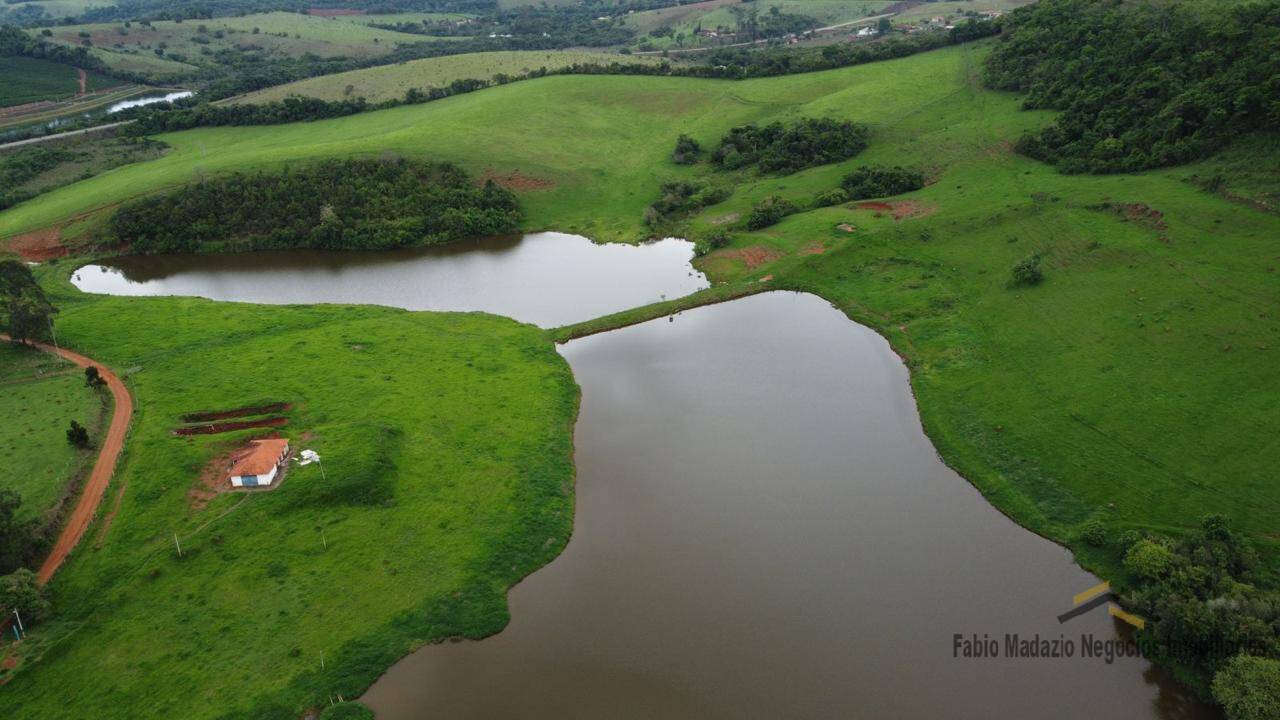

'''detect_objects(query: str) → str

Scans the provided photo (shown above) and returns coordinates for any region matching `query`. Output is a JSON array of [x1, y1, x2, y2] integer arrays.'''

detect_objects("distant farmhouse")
[[228, 438, 290, 487]]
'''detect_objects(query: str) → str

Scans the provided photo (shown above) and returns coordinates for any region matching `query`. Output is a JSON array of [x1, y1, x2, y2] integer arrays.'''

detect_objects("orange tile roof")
[[229, 438, 289, 477]]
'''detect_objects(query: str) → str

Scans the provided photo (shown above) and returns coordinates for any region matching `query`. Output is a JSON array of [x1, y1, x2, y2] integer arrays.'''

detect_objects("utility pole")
[[173, 533, 183, 558], [320, 528, 327, 550], [12, 608, 25, 639]]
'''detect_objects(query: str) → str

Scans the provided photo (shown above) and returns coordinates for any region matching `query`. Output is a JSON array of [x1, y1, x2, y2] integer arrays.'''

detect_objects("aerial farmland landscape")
[[0, 0, 1277, 718]]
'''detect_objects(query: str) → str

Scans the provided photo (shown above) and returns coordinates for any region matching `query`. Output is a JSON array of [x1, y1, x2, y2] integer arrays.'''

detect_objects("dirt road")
[[1, 335, 134, 584]]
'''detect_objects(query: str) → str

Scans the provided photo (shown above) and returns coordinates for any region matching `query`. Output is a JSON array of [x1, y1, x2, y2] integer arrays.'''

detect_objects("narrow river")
[[74, 237, 1211, 718]]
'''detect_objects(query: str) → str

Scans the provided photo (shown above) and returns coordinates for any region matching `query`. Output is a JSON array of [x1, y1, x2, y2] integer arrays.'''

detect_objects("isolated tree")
[[66, 420, 90, 449], [84, 366, 103, 387], [0, 568, 50, 626], [877, 17, 892, 34], [1010, 255, 1044, 287]]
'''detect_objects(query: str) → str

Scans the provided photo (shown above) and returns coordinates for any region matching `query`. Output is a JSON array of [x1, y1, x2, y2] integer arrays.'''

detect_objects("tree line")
[[106, 158, 520, 254], [984, 0, 1280, 173]]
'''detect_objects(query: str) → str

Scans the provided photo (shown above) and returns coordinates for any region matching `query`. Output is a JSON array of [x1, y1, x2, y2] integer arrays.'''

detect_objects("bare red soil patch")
[[174, 416, 288, 436], [182, 402, 290, 423], [836, 223, 857, 233], [716, 245, 782, 269], [6, 226, 68, 261], [800, 241, 827, 255], [856, 200, 937, 220], [481, 169, 555, 192]]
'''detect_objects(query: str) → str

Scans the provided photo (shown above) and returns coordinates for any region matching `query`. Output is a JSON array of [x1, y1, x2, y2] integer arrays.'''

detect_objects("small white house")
[[229, 438, 290, 488]]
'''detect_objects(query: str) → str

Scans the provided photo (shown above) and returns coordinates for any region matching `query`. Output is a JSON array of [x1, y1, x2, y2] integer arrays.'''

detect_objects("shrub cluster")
[[985, 0, 1280, 173], [643, 182, 730, 226], [841, 165, 925, 200], [107, 159, 520, 254], [745, 195, 798, 230], [671, 134, 702, 165], [712, 118, 870, 175]]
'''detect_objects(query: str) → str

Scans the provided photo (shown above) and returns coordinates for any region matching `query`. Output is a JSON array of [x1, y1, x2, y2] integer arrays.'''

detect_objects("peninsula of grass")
[[1, 34, 1278, 717], [0, 265, 579, 718]]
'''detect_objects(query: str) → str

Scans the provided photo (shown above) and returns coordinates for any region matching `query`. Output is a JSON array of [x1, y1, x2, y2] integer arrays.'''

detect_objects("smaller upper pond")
[[106, 90, 196, 114], [72, 232, 708, 327]]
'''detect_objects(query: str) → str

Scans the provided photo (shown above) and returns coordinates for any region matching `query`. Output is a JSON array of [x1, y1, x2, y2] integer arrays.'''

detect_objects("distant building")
[[229, 438, 290, 488]]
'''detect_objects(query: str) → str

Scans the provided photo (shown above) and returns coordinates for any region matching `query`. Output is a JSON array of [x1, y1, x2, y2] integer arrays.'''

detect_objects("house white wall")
[[231, 464, 279, 488]]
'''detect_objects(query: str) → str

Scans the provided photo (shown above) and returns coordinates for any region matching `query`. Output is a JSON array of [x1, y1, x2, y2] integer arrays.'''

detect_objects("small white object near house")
[[228, 438, 290, 488], [297, 449, 320, 465]]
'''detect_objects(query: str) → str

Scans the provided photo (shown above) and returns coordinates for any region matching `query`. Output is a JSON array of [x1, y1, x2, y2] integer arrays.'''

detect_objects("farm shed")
[[228, 438, 290, 487]]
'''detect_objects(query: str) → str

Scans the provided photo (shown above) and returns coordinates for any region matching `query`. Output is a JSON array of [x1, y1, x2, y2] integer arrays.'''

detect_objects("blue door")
[[242, 475, 258, 487]]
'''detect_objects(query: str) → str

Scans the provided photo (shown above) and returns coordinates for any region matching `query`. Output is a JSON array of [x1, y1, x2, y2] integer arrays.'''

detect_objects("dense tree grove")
[[107, 159, 520, 254], [985, 0, 1280, 173], [1118, 516, 1280, 699], [1212, 655, 1280, 720], [0, 259, 55, 346], [840, 165, 926, 200], [0, 147, 75, 211], [712, 118, 869, 174], [0, 489, 39, 576]]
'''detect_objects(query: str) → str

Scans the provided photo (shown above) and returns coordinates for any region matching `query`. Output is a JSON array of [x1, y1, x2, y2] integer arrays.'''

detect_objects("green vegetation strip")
[[549, 281, 769, 343]]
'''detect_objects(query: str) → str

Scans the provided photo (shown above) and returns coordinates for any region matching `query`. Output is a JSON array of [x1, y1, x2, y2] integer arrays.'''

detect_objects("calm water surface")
[[362, 292, 1212, 720], [72, 232, 706, 327]]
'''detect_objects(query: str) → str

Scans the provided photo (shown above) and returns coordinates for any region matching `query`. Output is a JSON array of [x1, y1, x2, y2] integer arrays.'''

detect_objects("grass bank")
[[0, 264, 579, 718]]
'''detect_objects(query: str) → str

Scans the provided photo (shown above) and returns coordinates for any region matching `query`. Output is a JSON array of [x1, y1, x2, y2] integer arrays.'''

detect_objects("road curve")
[[1, 335, 134, 584]]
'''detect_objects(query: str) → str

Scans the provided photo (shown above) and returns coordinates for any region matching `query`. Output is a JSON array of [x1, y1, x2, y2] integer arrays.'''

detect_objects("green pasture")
[[231, 50, 662, 105], [0, 38, 1278, 717]]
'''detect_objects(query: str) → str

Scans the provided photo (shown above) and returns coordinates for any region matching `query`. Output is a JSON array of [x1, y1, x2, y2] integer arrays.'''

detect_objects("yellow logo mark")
[[1058, 581, 1145, 630]]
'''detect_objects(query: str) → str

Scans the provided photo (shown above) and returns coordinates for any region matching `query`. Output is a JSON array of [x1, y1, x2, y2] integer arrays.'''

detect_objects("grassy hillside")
[[0, 343, 105, 522], [0, 275, 579, 718], [231, 50, 664, 105], [0, 56, 115, 107], [0, 0, 112, 25], [1, 39, 1278, 716], [31, 12, 429, 80]]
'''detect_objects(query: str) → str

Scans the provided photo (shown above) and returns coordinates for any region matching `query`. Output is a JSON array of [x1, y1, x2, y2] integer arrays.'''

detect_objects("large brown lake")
[[76, 240, 1212, 718]]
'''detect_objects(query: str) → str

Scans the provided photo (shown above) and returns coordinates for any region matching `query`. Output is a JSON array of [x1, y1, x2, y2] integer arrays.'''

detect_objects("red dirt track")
[[1, 335, 134, 585]]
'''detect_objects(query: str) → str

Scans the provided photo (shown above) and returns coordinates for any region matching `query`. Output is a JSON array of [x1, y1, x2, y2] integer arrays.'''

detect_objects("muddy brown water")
[[75, 239, 1212, 718], [362, 292, 1213, 720], [71, 232, 707, 328]]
